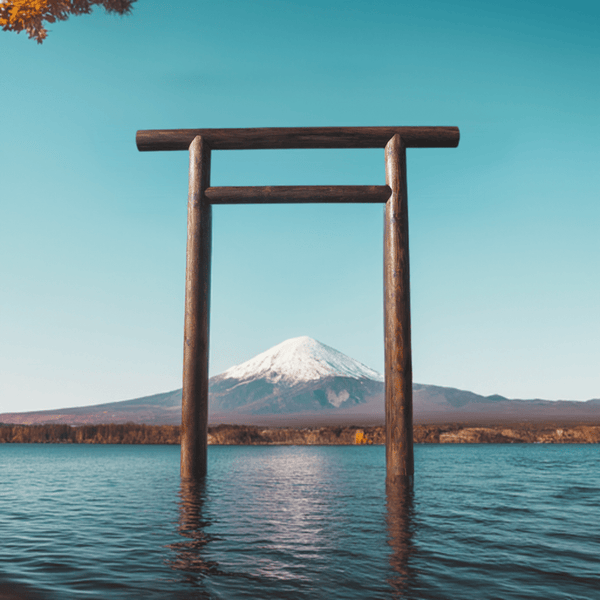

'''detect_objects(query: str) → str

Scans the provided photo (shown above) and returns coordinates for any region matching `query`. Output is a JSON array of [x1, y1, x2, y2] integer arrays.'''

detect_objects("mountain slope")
[[2, 337, 599, 426], [0, 389, 184, 426]]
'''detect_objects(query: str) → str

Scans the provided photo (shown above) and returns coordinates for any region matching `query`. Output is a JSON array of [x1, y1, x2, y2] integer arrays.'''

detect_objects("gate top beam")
[[136, 126, 459, 152]]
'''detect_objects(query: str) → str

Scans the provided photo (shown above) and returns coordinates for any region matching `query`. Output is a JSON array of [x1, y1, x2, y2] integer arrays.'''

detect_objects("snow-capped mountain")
[[222, 336, 383, 385], [4, 335, 600, 426], [210, 336, 384, 414]]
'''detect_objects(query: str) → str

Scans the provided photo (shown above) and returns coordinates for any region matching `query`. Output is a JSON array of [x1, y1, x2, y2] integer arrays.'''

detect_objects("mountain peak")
[[220, 336, 384, 385]]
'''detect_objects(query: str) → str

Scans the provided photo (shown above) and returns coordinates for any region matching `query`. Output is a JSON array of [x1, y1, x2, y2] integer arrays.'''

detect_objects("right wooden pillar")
[[384, 134, 414, 482]]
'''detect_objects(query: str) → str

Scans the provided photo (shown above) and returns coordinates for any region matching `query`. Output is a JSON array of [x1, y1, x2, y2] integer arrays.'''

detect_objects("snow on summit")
[[221, 336, 384, 385]]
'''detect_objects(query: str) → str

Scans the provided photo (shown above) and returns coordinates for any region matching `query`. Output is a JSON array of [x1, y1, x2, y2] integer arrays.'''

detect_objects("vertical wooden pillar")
[[181, 136, 212, 479], [384, 134, 414, 482]]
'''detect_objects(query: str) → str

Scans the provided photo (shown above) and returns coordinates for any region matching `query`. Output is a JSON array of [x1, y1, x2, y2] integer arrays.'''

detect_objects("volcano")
[[2, 336, 599, 426], [209, 336, 384, 415]]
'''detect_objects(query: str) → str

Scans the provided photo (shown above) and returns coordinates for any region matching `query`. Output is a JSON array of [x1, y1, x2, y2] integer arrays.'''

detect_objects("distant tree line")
[[2, 422, 598, 444], [0, 423, 381, 445], [0, 423, 180, 444]]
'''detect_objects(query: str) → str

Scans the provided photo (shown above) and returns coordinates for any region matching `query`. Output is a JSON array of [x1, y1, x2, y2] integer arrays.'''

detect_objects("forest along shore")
[[1, 423, 600, 444]]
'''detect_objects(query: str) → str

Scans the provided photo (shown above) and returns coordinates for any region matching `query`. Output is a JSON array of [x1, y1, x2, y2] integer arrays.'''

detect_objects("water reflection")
[[166, 478, 218, 579], [386, 478, 417, 598], [253, 449, 332, 560]]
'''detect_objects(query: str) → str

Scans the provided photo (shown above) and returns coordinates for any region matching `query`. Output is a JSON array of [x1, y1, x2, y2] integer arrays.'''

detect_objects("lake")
[[1, 444, 598, 599]]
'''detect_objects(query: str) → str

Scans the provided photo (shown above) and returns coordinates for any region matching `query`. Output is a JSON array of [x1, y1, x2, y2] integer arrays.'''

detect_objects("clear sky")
[[1, 0, 599, 413]]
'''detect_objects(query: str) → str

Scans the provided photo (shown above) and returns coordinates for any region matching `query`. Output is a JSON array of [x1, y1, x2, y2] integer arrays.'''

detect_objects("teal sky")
[[1, 0, 598, 412]]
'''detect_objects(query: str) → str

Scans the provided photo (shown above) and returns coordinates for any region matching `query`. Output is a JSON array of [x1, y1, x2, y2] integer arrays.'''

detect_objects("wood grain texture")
[[204, 185, 392, 204], [384, 134, 414, 482], [181, 136, 212, 480], [136, 126, 459, 151]]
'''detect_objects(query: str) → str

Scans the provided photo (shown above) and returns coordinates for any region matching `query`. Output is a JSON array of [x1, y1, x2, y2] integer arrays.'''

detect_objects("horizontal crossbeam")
[[136, 126, 459, 152], [204, 185, 392, 204]]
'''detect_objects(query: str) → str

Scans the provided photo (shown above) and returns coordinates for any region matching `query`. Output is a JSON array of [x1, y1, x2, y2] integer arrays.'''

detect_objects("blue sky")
[[1, 0, 598, 412]]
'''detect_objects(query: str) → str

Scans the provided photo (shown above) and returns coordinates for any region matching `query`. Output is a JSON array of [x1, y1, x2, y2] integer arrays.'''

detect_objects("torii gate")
[[136, 126, 459, 483]]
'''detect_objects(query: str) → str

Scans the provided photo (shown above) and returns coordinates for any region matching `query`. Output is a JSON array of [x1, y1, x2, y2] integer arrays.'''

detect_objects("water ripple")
[[1, 443, 599, 599]]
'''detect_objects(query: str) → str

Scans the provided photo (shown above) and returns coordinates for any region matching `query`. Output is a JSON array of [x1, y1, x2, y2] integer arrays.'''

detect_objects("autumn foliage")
[[0, 0, 136, 43]]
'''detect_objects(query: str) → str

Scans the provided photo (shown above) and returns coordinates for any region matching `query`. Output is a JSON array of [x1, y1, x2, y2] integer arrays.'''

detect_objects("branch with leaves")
[[0, 0, 136, 43]]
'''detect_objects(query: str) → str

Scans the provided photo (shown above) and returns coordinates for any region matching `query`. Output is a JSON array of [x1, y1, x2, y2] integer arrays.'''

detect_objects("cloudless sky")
[[1, 0, 599, 412]]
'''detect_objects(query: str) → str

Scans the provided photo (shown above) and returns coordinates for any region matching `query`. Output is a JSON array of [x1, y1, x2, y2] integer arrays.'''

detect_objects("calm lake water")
[[1, 443, 599, 599]]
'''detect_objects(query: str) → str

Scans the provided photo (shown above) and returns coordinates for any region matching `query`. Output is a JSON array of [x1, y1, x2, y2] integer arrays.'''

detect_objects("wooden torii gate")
[[136, 126, 459, 483]]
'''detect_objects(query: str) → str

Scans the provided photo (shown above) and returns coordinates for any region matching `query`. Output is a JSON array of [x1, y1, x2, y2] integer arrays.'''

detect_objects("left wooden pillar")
[[181, 136, 212, 479]]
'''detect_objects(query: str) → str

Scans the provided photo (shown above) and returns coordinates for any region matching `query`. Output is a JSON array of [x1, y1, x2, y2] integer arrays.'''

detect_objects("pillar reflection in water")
[[166, 478, 218, 580], [386, 478, 416, 597]]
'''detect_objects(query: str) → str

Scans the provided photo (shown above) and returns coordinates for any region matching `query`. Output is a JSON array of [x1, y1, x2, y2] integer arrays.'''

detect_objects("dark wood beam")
[[205, 185, 391, 204], [180, 135, 212, 480], [136, 126, 459, 152], [384, 134, 414, 482]]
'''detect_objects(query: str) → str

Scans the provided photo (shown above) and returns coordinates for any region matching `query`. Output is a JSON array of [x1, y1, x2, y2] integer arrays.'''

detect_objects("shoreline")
[[1, 422, 600, 444]]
